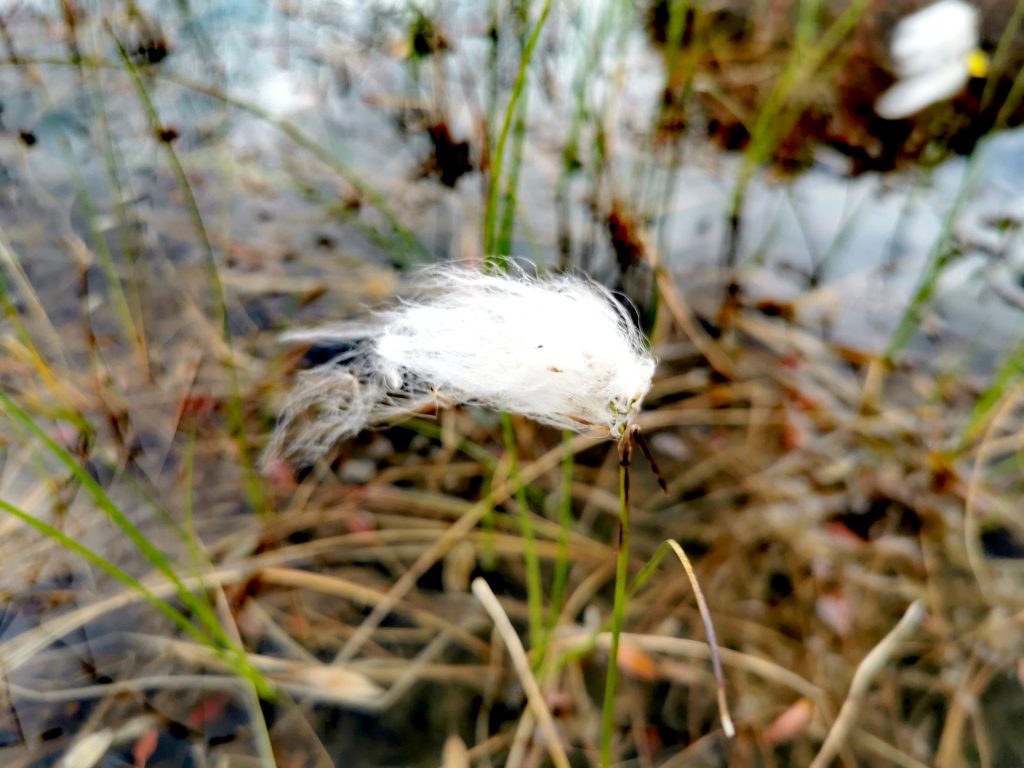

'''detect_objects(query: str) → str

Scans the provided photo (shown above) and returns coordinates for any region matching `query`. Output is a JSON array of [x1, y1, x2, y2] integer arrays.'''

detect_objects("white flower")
[[875, 0, 988, 120], [266, 265, 657, 465]]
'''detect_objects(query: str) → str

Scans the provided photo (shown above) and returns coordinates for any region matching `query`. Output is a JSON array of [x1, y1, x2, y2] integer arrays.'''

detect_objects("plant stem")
[[484, 0, 552, 265], [108, 26, 265, 516], [549, 430, 574, 631], [601, 452, 630, 767], [501, 413, 544, 658]]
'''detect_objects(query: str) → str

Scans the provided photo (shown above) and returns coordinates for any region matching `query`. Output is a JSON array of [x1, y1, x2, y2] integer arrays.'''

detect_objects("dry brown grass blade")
[[471, 577, 570, 768], [809, 600, 926, 768], [962, 382, 1024, 606], [334, 434, 594, 663], [257, 566, 490, 657], [553, 629, 831, 717], [655, 268, 735, 378], [665, 539, 735, 738]]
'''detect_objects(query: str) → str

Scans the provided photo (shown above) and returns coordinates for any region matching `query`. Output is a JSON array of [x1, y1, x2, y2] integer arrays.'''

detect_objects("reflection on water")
[[2, 1, 1022, 350]]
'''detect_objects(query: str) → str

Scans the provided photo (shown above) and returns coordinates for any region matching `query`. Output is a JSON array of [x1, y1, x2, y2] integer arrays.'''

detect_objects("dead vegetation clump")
[[2, 261, 1023, 765]]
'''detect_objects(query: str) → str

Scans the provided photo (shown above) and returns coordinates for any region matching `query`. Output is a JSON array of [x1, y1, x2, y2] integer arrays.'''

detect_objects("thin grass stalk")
[[182, 424, 204, 575], [25, 30, 140, 361], [404, 419, 499, 569], [0, 498, 213, 650], [557, 533, 735, 740], [79, 23, 150, 371], [0, 392, 271, 696], [497, 93, 528, 255], [664, 0, 692, 74], [552, 0, 630, 268], [0, 235, 69, 387], [472, 578, 571, 768], [555, 0, 622, 268], [665, 540, 734, 737], [484, 0, 553, 264], [993, 22, 1024, 129], [548, 430, 574, 633], [884, 145, 985, 363], [600, 451, 630, 768], [107, 27, 265, 516], [478, 474, 500, 572], [34, 74, 142, 357], [485, 0, 501, 156], [960, 338, 1024, 445], [980, 0, 1024, 111], [500, 413, 544, 657], [727, 0, 869, 260], [403, 418, 498, 469], [638, 0, 694, 222], [809, 601, 926, 768], [495, 0, 531, 256]]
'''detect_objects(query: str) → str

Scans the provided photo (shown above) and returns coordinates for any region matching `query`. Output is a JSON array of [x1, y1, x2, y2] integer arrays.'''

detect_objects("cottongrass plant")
[[266, 264, 656, 465], [268, 264, 732, 764]]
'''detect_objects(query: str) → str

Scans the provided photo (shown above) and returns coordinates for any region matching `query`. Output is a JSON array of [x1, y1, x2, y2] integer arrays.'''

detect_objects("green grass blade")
[[0, 391, 273, 695], [0, 395, 222, 647], [884, 149, 984, 363], [484, 0, 553, 264], [730, 0, 869, 227], [0, 498, 212, 647], [500, 413, 544, 657], [961, 339, 1024, 445], [107, 27, 265, 516], [548, 430, 574, 632], [600, 459, 630, 768]]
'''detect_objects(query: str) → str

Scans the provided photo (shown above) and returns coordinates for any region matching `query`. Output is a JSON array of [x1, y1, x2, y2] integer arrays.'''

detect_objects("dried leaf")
[[274, 662, 385, 705], [132, 727, 159, 768], [762, 698, 814, 745], [617, 640, 658, 681]]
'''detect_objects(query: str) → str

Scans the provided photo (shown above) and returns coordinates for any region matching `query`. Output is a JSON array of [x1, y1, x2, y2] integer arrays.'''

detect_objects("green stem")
[[108, 26, 265, 516], [500, 413, 544, 657], [549, 430, 574, 631], [0, 392, 271, 697], [885, 147, 985, 363], [484, 0, 552, 264], [601, 457, 630, 768], [0, 498, 209, 647]]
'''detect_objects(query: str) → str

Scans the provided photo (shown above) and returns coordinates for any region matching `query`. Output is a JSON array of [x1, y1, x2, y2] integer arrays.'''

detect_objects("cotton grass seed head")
[[875, 0, 986, 120], [266, 265, 657, 466]]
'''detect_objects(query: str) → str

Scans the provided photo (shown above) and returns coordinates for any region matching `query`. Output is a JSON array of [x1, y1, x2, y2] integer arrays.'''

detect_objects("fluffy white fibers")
[[266, 265, 657, 465]]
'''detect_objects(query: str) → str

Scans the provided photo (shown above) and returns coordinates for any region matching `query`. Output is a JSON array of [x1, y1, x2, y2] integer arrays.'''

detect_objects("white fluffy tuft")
[[266, 265, 657, 465]]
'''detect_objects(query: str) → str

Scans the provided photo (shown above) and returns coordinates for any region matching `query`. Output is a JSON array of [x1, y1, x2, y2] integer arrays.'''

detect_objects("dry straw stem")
[[335, 432, 598, 663], [665, 540, 735, 738], [471, 577, 571, 768], [0, 561, 466, 702], [962, 382, 1024, 605], [809, 600, 927, 768]]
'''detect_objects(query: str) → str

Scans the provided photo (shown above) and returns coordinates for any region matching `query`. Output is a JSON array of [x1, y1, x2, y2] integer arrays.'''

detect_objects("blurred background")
[[0, 1, 1023, 766]]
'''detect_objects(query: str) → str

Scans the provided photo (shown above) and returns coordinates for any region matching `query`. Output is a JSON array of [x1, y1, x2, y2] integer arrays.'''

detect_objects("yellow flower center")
[[966, 50, 989, 79]]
